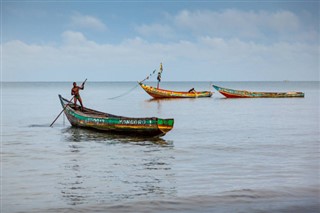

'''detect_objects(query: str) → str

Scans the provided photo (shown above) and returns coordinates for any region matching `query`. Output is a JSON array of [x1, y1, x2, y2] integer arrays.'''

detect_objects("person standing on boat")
[[157, 62, 163, 89], [71, 81, 85, 111]]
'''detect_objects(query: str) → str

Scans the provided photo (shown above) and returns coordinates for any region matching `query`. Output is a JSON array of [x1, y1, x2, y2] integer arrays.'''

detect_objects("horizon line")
[[1, 80, 319, 83]]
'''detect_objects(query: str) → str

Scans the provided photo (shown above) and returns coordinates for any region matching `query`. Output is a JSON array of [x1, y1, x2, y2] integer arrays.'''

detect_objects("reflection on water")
[[59, 144, 87, 206], [58, 126, 176, 206], [145, 98, 197, 114], [146, 98, 198, 103], [62, 127, 173, 146]]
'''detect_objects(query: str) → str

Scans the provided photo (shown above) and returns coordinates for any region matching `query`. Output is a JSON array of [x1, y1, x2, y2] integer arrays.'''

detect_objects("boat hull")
[[139, 83, 213, 98], [212, 85, 304, 98], [59, 95, 174, 137]]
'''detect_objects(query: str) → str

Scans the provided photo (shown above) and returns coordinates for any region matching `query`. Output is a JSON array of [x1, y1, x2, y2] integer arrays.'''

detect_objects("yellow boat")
[[139, 82, 213, 98]]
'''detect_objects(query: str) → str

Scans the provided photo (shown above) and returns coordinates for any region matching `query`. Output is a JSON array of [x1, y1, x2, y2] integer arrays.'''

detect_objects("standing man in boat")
[[157, 62, 163, 89], [71, 81, 85, 111]]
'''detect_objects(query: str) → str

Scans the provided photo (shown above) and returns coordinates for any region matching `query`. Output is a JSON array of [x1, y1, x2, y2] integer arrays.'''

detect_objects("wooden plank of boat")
[[59, 95, 174, 137], [139, 82, 213, 98], [212, 84, 304, 98]]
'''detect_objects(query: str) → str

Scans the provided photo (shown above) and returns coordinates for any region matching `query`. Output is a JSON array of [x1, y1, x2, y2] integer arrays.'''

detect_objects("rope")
[[108, 69, 157, 100], [108, 84, 140, 100], [140, 69, 157, 83]]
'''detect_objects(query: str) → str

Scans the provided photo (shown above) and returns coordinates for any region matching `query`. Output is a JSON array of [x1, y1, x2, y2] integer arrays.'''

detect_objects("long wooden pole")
[[50, 96, 74, 127], [50, 79, 87, 127]]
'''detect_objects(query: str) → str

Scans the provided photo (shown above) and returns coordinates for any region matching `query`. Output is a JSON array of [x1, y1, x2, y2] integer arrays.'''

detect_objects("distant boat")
[[212, 84, 304, 98], [139, 82, 213, 98], [139, 63, 213, 99], [59, 95, 174, 137]]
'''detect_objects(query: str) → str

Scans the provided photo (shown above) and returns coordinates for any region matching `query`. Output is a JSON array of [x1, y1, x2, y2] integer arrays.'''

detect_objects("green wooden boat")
[[59, 95, 174, 137]]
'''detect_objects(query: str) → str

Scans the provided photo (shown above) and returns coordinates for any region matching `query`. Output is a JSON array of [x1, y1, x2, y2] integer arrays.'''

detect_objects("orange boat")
[[139, 63, 213, 99], [139, 82, 213, 98]]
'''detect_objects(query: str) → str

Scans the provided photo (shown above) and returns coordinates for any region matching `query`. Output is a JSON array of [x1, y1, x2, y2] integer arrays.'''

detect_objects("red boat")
[[212, 84, 304, 98]]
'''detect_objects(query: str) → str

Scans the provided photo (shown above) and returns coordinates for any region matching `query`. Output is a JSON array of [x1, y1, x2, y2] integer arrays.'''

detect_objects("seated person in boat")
[[71, 82, 85, 111], [188, 88, 196, 93]]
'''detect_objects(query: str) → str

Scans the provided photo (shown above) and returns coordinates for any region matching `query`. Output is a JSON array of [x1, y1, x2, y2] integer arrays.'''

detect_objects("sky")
[[1, 0, 319, 82]]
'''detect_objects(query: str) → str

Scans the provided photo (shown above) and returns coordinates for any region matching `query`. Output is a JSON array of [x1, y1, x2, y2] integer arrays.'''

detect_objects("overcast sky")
[[1, 1, 319, 82]]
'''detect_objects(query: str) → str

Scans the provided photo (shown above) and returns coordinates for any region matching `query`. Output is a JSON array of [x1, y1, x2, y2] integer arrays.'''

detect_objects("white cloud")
[[132, 9, 316, 44], [62, 31, 87, 44], [172, 9, 309, 41], [70, 14, 107, 31], [266, 10, 300, 32], [2, 32, 318, 81], [135, 24, 175, 39], [60, 30, 101, 50]]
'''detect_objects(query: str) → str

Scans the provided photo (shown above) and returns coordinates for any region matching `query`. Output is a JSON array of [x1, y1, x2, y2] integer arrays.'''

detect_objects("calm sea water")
[[2, 81, 320, 213]]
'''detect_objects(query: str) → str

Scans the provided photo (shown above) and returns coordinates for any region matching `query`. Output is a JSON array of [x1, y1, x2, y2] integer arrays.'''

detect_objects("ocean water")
[[1, 81, 319, 213]]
